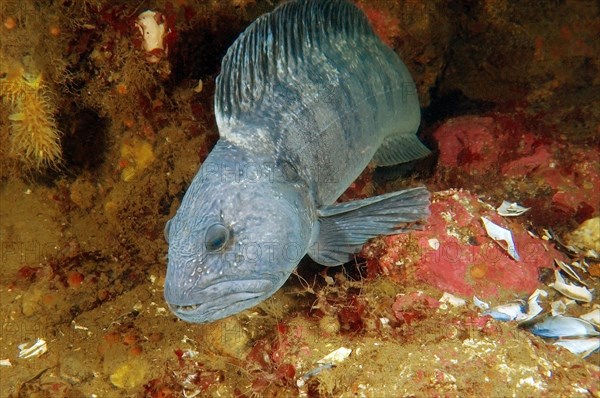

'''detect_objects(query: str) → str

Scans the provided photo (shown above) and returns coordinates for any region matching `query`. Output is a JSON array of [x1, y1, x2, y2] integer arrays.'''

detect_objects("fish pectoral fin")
[[373, 134, 431, 167], [308, 187, 430, 266]]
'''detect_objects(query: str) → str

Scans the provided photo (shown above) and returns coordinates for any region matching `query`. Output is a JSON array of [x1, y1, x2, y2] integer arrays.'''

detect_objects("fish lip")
[[170, 293, 261, 322], [166, 279, 273, 322]]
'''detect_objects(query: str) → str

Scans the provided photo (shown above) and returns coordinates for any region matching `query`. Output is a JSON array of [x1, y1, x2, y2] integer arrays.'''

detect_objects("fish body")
[[165, 0, 431, 323]]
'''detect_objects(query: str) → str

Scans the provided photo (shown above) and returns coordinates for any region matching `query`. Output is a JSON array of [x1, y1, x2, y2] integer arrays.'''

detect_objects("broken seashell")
[[497, 201, 530, 217], [522, 289, 547, 323], [580, 308, 600, 328], [550, 300, 568, 316], [0, 359, 12, 367], [570, 260, 587, 272], [554, 259, 587, 286], [530, 316, 599, 338], [439, 292, 466, 307], [554, 338, 600, 358], [428, 238, 440, 250], [549, 270, 592, 302], [541, 228, 553, 241], [481, 217, 520, 261], [483, 301, 525, 322], [297, 347, 352, 387], [473, 296, 490, 311], [317, 347, 352, 365], [587, 249, 600, 259], [482, 289, 546, 323], [18, 338, 47, 359]]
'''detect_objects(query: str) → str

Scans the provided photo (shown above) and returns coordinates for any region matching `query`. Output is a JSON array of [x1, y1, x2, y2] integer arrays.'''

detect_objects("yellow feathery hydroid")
[[1, 70, 62, 170]]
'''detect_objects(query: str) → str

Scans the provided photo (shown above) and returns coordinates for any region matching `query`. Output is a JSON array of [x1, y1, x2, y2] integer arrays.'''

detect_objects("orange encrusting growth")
[[0, 68, 62, 170]]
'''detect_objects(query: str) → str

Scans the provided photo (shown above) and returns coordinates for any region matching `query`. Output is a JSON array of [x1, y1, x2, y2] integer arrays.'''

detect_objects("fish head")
[[164, 148, 314, 323]]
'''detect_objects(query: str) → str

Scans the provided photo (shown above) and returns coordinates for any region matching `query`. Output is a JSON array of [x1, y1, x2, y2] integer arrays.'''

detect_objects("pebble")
[[60, 355, 94, 384]]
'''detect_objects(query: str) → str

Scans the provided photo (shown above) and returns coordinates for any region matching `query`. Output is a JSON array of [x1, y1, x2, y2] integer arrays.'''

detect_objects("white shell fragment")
[[473, 296, 490, 311], [570, 260, 587, 272], [0, 359, 12, 367], [530, 316, 599, 338], [298, 347, 352, 388], [550, 300, 568, 316], [554, 338, 600, 358], [580, 308, 600, 328], [555, 259, 587, 287], [497, 201, 530, 217], [18, 338, 47, 359], [136, 10, 168, 63], [481, 217, 520, 261], [439, 292, 466, 307], [317, 347, 352, 365], [549, 270, 592, 302], [483, 301, 525, 322], [482, 289, 547, 323], [522, 289, 547, 323]]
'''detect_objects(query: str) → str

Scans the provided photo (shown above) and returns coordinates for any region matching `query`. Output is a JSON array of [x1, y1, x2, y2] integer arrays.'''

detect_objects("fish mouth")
[[166, 279, 274, 323]]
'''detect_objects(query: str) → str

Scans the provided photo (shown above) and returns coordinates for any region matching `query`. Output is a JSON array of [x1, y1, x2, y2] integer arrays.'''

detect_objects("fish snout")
[[164, 278, 275, 323]]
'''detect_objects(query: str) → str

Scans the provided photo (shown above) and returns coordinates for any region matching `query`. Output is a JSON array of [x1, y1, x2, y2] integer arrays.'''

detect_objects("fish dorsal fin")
[[372, 134, 431, 167], [215, 0, 374, 130]]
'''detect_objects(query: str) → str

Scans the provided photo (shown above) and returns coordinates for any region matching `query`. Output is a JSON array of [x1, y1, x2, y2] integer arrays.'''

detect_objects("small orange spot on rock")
[[148, 332, 163, 343], [122, 332, 137, 346], [49, 25, 60, 37], [116, 84, 128, 95], [560, 25, 573, 40], [103, 332, 120, 345], [470, 263, 487, 279], [123, 118, 135, 128], [97, 289, 110, 301], [67, 271, 84, 287], [4, 17, 16, 30], [42, 293, 55, 305], [129, 345, 143, 356]]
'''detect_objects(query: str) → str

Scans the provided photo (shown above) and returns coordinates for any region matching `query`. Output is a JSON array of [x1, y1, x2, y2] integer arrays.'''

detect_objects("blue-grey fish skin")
[[165, 0, 431, 323], [216, 0, 423, 205], [164, 143, 315, 322]]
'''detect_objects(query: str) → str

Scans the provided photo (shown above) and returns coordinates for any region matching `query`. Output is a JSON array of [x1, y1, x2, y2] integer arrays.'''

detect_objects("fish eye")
[[205, 222, 230, 252]]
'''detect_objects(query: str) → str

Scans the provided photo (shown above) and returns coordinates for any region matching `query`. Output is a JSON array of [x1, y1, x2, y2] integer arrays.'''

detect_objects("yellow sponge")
[[1, 68, 62, 171]]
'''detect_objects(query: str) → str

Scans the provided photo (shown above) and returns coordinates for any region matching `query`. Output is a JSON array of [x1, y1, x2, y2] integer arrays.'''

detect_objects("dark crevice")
[[60, 107, 109, 175], [167, 16, 246, 88]]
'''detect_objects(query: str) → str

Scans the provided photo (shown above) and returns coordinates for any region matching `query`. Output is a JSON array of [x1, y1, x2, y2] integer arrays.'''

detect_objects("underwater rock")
[[110, 359, 149, 389], [433, 116, 499, 172], [392, 291, 440, 325], [506, 147, 600, 220], [356, 0, 453, 107], [118, 138, 155, 182], [438, 0, 599, 106], [60, 355, 94, 384], [566, 217, 600, 253], [361, 189, 564, 299], [433, 114, 600, 226]]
